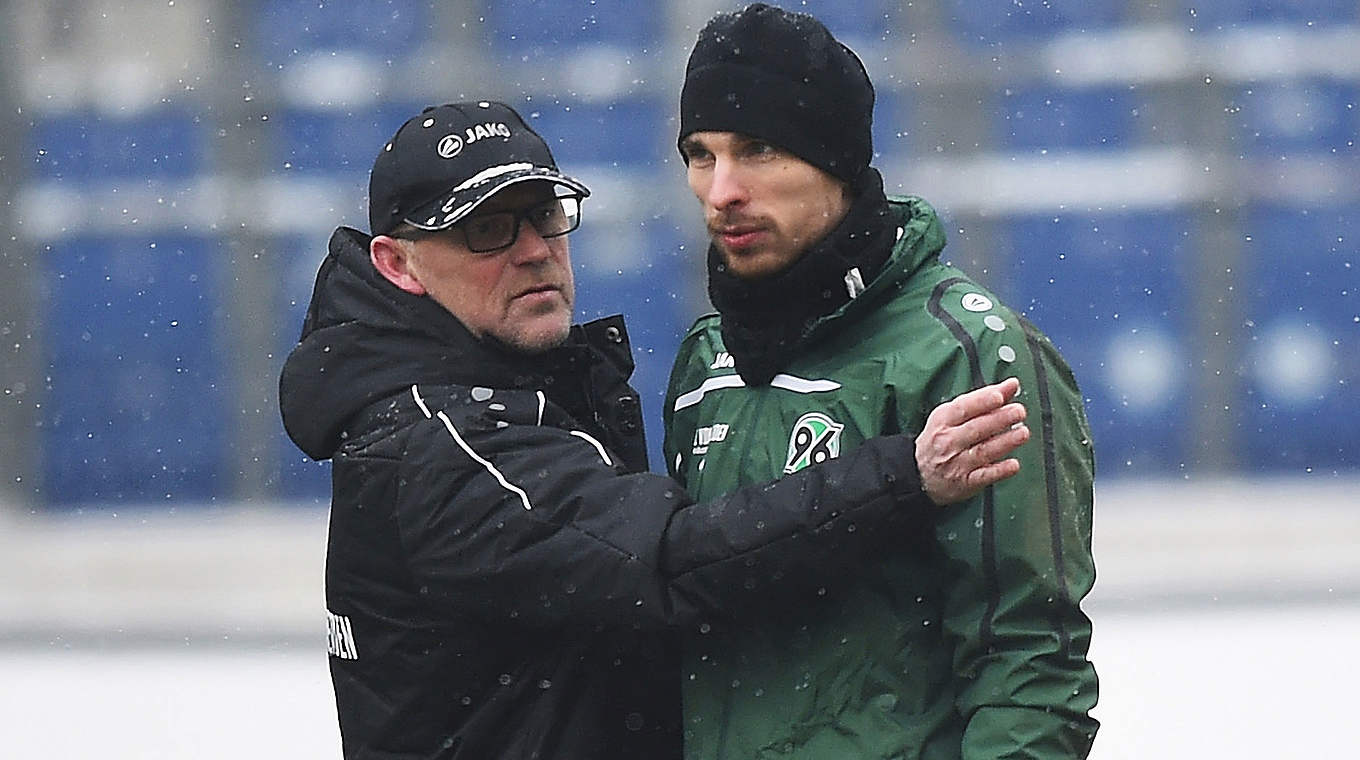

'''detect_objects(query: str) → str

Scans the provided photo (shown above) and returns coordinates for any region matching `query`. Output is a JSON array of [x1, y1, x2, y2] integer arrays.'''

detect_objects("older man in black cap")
[[279, 98, 1034, 759], [665, 4, 1100, 759]]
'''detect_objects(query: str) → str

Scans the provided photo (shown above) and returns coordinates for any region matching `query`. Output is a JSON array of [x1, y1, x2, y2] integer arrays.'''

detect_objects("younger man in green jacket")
[[663, 4, 1099, 758]]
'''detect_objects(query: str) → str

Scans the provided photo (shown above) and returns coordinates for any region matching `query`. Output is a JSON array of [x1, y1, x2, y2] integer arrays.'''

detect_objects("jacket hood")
[[863, 195, 947, 297], [278, 227, 631, 461], [278, 227, 470, 460]]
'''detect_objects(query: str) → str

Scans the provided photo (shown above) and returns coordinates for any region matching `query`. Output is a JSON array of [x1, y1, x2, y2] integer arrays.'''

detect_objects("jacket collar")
[[801, 194, 948, 338]]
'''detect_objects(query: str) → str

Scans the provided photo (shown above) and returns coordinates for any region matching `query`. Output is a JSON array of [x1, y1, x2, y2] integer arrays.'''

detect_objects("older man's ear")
[[370, 236, 426, 296]]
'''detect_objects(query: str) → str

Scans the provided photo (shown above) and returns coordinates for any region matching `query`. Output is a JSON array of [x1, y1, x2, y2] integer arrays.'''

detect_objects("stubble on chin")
[[502, 300, 573, 354]]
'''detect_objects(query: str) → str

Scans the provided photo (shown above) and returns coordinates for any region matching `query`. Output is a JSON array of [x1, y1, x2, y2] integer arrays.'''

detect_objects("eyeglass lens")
[[463, 196, 582, 252]]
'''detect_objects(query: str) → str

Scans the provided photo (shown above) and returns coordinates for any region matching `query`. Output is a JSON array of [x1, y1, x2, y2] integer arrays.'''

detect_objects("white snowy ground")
[[4, 601, 1356, 758], [3, 477, 1357, 758]]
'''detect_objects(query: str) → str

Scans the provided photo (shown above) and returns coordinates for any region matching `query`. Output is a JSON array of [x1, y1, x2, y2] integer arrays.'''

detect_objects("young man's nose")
[[705, 158, 748, 210]]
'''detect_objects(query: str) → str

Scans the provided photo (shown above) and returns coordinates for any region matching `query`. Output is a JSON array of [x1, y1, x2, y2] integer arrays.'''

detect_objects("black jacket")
[[279, 227, 933, 759]]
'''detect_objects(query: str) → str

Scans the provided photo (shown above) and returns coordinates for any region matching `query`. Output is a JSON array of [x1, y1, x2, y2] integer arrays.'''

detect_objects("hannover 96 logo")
[[783, 412, 844, 474]]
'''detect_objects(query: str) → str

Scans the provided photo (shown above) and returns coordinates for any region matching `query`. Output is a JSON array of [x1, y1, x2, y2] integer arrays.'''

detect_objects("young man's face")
[[681, 131, 849, 280], [375, 182, 577, 353]]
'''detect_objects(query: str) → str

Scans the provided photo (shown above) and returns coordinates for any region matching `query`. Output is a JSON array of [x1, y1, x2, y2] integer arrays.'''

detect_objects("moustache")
[[707, 213, 770, 235]]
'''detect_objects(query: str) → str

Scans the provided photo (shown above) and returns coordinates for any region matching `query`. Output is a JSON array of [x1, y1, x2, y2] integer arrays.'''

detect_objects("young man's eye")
[[681, 143, 713, 164], [745, 140, 776, 157]]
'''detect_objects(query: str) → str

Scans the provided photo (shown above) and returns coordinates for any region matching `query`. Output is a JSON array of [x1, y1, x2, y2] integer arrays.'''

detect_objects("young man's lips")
[[716, 227, 765, 248]]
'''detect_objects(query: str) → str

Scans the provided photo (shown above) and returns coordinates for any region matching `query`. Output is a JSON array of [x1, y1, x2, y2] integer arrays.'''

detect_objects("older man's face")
[[389, 182, 576, 353]]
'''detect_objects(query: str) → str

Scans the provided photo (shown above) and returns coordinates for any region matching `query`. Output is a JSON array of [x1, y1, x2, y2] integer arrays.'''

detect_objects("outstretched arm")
[[394, 378, 1029, 632]]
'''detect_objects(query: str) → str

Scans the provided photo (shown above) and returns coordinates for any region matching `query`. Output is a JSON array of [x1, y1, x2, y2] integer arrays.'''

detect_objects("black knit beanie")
[[678, 3, 875, 183]]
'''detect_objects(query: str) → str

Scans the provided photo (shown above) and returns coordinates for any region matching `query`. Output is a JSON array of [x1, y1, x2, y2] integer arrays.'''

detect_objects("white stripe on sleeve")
[[435, 410, 533, 512]]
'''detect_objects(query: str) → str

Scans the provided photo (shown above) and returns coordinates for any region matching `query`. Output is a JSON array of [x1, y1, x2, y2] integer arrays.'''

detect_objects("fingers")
[[937, 377, 1021, 426], [971, 421, 1030, 464], [993, 376, 1021, 402], [954, 401, 1027, 451], [966, 457, 1021, 490]]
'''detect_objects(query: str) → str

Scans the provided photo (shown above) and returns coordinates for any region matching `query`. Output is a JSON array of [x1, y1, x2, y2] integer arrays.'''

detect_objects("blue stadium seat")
[[1232, 78, 1359, 157], [254, 0, 430, 64], [274, 234, 335, 500], [271, 103, 422, 175], [40, 235, 230, 506], [1237, 203, 1359, 473], [483, 0, 664, 55], [522, 96, 669, 167], [873, 87, 914, 159], [277, 427, 334, 501], [942, 0, 1123, 45], [571, 217, 696, 470], [996, 211, 1196, 477], [993, 85, 1137, 151], [1179, 0, 1357, 28], [29, 108, 206, 180]]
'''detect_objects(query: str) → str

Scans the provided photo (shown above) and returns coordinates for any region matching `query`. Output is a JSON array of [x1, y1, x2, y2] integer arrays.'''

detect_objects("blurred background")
[[0, 0, 1356, 757]]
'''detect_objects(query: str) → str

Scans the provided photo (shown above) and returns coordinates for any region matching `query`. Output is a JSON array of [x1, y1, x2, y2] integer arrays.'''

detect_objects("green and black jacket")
[[280, 227, 944, 759], [663, 196, 1099, 760]]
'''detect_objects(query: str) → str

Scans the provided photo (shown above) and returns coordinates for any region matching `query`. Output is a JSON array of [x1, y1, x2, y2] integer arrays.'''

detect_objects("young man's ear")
[[370, 235, 427, 296]]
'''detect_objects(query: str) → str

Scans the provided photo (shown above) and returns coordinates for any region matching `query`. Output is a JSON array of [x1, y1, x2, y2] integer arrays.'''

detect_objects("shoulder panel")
[[924, 276, 1038, 386]]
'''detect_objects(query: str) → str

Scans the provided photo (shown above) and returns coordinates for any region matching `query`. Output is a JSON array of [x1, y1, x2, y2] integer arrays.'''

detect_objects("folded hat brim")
[[402, 165, 591, 232]]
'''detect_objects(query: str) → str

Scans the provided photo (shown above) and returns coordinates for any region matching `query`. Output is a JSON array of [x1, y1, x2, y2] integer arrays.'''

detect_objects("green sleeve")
[[925, 309, 1100, 759]]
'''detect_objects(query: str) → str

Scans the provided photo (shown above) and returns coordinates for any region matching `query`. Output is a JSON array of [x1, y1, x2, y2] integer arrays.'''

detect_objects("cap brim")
[[402, 164, 591, 232]]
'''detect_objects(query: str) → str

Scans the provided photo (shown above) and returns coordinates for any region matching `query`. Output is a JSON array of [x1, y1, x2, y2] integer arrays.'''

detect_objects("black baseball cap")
[[368, 101, 590, 236]]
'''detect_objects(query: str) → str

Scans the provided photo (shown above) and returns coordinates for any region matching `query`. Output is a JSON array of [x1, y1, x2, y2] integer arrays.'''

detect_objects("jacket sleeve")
[[393, 383, 932, 632], [921, 309, 1100, 759]]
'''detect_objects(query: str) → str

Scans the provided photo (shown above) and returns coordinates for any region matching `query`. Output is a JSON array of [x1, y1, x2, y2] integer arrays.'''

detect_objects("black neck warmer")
[[707, 168, 896, 385]]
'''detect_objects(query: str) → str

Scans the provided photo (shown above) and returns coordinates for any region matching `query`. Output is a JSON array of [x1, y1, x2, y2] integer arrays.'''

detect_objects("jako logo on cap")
[[438, 122, 513, 159], [437, 134, 464, 159]]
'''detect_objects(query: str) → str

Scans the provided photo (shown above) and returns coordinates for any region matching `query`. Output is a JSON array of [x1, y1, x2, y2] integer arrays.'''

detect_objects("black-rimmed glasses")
[[404, 195, 584, 253]]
